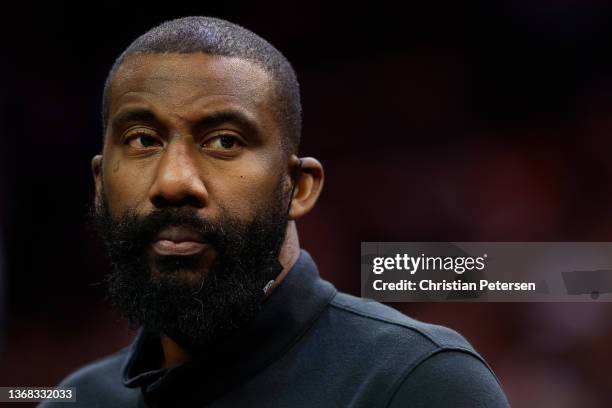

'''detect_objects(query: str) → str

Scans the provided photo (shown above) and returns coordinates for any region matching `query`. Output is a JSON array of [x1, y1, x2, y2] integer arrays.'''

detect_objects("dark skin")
[[91, 53, 324, 369]]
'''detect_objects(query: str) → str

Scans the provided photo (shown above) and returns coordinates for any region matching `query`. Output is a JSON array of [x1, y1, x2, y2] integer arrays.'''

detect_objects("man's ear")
[[92, 155, 103, 210], [288, 156, 324, 220]]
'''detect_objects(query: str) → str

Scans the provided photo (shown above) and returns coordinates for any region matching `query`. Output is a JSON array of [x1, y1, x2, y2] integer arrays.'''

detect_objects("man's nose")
[[148, 140, 208, 208]]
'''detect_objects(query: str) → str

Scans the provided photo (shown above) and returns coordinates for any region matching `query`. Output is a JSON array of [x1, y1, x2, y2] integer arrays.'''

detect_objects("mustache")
[[100, 206, 230, 252]]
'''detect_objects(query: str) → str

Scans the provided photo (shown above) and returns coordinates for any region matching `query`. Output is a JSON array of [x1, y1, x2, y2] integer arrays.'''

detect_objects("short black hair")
[[102, 16, 301, 154]]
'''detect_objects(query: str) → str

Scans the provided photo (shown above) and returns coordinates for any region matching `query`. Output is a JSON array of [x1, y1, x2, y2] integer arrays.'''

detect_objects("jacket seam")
[[329, 298, 446, 348]]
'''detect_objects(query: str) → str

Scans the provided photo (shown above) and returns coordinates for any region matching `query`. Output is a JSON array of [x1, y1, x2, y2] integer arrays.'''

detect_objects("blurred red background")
[[2, 2, 612, 407]]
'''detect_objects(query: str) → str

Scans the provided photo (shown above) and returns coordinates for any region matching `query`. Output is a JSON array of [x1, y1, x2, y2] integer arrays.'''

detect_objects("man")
[[42, 16, 509, 407]]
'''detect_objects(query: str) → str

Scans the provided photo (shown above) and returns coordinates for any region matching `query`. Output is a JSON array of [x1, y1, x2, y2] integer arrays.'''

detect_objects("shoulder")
[[329, 292, 477, 352], [324, 292, 509, 407], [58, 347, 128, 388], [38, 348, 135, 408]]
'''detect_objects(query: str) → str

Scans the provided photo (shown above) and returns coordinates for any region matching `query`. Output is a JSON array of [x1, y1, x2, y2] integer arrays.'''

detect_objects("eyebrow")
[[194, 110, 261, 137], [111, 108, 161, 130]]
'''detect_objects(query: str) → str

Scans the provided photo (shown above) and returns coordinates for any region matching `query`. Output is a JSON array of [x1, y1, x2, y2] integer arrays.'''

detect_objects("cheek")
[[102, 157, 154, 217], [210, 157, 285, 218]]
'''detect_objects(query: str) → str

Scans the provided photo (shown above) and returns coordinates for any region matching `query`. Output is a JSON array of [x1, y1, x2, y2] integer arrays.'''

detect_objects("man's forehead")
[[108, 53, 274, 113]]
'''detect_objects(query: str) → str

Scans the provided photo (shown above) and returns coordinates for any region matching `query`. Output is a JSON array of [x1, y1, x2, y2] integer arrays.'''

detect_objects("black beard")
[[93, 183, 290, 352]]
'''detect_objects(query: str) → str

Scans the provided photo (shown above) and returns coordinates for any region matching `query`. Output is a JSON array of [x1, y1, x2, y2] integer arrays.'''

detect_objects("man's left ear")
[[288, 156, 324, 220]]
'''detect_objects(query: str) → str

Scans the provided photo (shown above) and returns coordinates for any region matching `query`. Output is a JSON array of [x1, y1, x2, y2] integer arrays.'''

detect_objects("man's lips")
[[151, 226, 209, 256], [152, 240, 208, 256]]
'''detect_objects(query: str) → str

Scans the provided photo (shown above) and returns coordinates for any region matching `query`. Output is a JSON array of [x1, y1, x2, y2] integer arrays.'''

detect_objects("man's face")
[[94, 53, 293, 349]]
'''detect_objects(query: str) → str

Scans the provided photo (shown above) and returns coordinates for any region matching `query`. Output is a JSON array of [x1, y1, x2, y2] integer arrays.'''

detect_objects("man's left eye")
[[203, 135, 241, 151]]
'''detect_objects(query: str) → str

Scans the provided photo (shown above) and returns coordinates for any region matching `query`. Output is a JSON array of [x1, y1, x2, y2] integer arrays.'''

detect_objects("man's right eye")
[[126, 134, 163, 149]]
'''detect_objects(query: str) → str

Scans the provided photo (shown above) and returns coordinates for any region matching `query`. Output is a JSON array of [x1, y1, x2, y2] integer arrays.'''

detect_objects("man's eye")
[[203, 135, 242, 151], [128, 134, 162, 149]]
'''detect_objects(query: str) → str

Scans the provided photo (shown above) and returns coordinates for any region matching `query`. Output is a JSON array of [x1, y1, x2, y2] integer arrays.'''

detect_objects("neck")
[[160, 221, 301, 369]]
